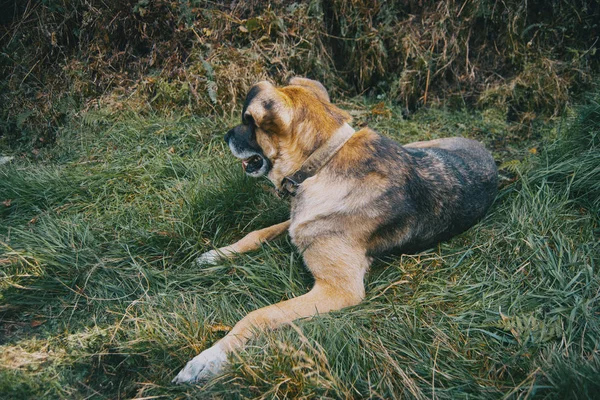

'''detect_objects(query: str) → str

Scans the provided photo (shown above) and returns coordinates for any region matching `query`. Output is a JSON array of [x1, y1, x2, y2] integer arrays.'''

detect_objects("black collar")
[[279, 123, 355, 196]]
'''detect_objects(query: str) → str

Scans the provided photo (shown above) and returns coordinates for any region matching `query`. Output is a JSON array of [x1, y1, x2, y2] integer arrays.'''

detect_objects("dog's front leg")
[[173, 239, 369, 384], [196, 220, 291, 265]]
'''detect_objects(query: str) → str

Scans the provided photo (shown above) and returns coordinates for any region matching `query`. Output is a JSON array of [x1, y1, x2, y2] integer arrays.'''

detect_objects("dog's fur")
[[172, 78, 498, 384]]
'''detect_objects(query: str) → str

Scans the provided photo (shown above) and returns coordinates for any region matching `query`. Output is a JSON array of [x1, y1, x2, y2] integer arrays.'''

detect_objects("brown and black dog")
[[173, 78, 498, 384]]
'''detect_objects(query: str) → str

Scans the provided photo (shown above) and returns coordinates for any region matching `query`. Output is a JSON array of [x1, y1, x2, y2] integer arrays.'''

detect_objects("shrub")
[[1, 0, 598, 145]]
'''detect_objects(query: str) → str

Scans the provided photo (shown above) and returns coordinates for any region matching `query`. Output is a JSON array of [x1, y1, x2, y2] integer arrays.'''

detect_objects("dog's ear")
[[243, 81, 293, 132], [289, 77, 330, 103]]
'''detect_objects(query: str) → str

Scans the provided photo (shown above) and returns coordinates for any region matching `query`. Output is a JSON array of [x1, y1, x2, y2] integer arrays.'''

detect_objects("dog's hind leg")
[[173, 237, 369, 384], [195, 220, 291, 265]]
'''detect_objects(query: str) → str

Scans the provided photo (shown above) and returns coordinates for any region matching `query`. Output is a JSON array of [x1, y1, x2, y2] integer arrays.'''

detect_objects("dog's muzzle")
[[224, 124, 270, 177]]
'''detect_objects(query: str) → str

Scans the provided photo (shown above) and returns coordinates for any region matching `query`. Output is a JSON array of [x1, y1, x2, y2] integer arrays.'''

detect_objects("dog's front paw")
[[172, 344, 228, 384], [195, 249, 223, 266]]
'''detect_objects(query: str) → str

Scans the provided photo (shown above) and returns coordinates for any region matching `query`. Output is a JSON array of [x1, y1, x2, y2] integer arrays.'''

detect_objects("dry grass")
[[1, 0, 598, 146]]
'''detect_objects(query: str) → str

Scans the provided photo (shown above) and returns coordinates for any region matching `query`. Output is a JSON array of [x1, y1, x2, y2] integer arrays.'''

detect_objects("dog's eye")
[[243, 113, 254, 126]]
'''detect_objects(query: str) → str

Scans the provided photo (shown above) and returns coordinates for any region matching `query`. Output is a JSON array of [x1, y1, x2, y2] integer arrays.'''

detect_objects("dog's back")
[[360, 135, 498, 256]]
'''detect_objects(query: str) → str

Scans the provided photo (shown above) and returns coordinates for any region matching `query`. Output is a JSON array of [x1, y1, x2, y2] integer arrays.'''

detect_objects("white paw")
[[195, 250, 223, 266], [172, 344, 228, 384]]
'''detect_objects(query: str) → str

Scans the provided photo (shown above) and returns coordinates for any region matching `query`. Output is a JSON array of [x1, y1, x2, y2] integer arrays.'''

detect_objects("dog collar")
[[280, 123, 355, 196]]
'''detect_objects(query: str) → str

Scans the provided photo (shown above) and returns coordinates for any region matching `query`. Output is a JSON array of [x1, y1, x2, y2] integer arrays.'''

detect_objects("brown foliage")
[[0, 0, 598, 144]]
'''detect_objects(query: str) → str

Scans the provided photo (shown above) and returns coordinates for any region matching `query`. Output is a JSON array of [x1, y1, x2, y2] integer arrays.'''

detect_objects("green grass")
[[0, 99, 598, 399]]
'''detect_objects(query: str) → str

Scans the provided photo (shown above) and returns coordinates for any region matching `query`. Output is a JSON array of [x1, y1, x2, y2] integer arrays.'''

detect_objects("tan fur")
[[246, 83, 351, 188], [200, 83, 370, 357], [208, 220, 290, 259]]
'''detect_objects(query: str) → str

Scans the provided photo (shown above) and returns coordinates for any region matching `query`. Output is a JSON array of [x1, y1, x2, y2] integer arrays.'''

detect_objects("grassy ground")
[[0, 97, 598, 399]]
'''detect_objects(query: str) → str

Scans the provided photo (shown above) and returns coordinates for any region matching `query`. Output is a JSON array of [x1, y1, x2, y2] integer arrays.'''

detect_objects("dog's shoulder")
[[328, 128, 410, 178]]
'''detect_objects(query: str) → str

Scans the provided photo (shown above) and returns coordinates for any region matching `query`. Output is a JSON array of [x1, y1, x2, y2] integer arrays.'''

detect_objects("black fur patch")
[[329, 134, 497, 256]]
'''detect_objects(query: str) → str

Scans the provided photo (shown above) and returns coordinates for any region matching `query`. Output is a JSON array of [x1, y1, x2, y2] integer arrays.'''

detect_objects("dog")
[[172, 78, 498, 384]]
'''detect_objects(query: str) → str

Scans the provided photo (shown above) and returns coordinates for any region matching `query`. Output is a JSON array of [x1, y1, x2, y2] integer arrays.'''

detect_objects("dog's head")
[[224, 78, 351, 184]]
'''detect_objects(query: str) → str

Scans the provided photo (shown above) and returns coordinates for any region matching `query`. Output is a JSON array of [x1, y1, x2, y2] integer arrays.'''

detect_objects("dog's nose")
[[224, 129, 233, 143]]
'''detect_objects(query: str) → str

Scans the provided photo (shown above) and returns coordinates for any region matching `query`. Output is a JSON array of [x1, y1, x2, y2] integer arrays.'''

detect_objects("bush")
[[1, 0, 599, 145]]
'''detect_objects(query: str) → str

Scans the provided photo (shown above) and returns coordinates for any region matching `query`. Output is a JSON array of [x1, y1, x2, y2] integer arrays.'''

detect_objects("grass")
[[0, 97, 598, 399]]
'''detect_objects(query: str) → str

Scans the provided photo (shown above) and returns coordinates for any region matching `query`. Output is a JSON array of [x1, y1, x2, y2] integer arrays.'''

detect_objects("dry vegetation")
[[1, 0, 599, 146]]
